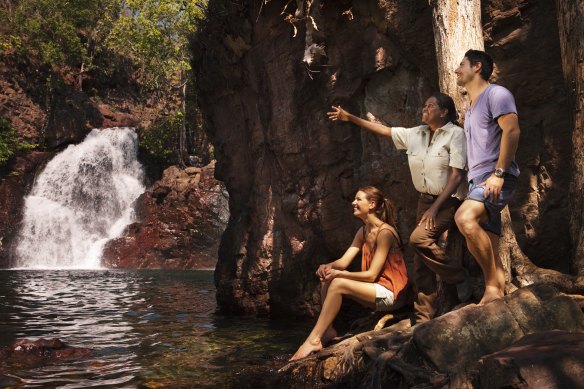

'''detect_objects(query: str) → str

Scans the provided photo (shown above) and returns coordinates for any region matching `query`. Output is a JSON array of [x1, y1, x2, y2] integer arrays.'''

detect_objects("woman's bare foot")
[[321, 327, 337, 345], [478, 285, 504, 305], [289, 338, 323, 361]]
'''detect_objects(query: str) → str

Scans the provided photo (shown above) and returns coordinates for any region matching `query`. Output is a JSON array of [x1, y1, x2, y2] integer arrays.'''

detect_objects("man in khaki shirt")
[[328, 92, 470, 324]]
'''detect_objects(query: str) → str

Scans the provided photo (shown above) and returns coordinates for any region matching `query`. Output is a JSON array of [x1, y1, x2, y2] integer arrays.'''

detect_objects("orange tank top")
[[361, 225, 410, 303]]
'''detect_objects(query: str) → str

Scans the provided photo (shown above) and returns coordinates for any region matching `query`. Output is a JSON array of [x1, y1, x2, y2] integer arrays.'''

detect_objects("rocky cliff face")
[[0, 57, 141, 150], [102, 162, 229, 269], [193, 0, 572, 315]]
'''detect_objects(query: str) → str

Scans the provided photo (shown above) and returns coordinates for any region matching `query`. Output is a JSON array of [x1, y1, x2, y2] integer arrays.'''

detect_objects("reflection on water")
[[0, 270, 310, 388]]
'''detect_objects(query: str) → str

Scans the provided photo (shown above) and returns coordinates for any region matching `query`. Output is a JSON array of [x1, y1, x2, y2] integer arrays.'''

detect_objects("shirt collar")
[[417, 121, 455, 134]]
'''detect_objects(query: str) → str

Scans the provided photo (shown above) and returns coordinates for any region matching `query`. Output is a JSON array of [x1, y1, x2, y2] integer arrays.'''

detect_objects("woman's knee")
[[328, 278, 348, 293]]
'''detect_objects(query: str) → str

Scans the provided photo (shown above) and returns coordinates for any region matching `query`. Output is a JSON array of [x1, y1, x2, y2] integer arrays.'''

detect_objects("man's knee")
[[409, 227, 429, 249], [455, 206, 480, 236]]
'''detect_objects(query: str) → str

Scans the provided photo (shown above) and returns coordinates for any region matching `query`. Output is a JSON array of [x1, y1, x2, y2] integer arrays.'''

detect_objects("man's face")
[[455, 57, 476, 86]]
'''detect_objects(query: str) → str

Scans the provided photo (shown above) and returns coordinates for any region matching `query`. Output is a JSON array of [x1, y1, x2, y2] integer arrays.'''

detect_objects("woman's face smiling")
[[421, 97, 447, 127], [352, 191, 373, 219]]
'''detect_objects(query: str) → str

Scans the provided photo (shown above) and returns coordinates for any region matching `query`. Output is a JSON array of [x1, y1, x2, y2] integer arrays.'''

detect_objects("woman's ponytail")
[[358, 186, 398, 229], [380, 197, 397, 227]]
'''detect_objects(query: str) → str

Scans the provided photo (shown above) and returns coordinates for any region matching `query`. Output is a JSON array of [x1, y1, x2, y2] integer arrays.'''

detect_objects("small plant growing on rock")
[[0, 117, 36, 169]]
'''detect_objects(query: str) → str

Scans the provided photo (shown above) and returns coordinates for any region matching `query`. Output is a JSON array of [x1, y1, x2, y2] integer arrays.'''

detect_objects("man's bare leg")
[[455, 200, 505, 304], [290, 279, 375, 361]]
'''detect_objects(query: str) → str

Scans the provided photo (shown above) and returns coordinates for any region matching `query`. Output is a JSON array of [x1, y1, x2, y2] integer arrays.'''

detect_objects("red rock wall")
[[194, 0, 574, 316], [101, 163, 229, 269]]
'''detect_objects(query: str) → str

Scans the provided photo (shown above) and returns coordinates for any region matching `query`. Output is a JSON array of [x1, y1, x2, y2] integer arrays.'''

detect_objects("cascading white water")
[[14, 127, 145, 269]]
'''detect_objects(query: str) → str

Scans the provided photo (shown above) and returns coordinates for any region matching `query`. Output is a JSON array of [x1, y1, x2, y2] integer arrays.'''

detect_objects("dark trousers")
[[410, 195, 464, 323]]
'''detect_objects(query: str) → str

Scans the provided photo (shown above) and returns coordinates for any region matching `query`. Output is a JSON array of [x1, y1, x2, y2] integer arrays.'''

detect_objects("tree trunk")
[[178, 71, 187, 167], [431, 0, 496, 306], [556, 0, 584, 276], [430, 0, 484, 121], [78, 62, 85, 91]]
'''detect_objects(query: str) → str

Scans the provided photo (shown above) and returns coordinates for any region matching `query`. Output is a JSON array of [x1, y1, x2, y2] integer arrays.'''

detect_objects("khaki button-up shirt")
[[392, 122, 467, 199]]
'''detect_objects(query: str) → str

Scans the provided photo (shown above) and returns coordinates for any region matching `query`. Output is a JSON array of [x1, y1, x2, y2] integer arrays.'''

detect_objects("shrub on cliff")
[[0, 117, 36, 168], [139, 111, 183, 168]]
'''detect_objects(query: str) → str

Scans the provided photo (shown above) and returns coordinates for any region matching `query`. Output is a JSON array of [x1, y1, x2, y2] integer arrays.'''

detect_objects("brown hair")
[[358, 186, 398, 229], [464, 49, 494, 81]]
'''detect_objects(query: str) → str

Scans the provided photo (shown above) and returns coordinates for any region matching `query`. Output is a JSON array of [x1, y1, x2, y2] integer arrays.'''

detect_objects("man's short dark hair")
[[464, 49, 494, 81]]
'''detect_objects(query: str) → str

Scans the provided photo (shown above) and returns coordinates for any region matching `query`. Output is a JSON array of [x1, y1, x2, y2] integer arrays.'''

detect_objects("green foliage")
[[140, 112, 184, 166], [0, 0, 120, 69], [0, 1, 208, 164], [0, 117, 36, 167], [105, 0, 206, 90]]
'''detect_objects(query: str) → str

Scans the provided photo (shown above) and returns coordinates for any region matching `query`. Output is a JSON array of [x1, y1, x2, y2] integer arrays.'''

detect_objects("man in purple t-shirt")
[[454, 50, 521, 305]]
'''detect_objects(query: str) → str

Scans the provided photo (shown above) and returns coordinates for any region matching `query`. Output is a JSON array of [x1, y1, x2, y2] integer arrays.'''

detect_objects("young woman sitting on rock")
[[290, 186, 410, 361]]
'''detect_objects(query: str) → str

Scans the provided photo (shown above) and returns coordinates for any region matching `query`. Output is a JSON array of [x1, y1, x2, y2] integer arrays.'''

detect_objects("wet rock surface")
[[0, 152, 54, 268], [0, 338, 92, 367], [102, 162, 229, 269], [194, 0, 573, 315]]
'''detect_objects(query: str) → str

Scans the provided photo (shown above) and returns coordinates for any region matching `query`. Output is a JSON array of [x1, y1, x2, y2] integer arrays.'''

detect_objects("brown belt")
[[419, 193, 439, 201]]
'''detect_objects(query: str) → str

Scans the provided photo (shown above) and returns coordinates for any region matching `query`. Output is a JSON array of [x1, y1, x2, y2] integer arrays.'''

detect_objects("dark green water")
[[0, 270, 311, 388]]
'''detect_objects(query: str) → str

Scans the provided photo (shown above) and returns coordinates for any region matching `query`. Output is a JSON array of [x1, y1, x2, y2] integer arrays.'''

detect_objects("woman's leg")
[[319, 280, 338, 345], [290, 278, 376, 360]]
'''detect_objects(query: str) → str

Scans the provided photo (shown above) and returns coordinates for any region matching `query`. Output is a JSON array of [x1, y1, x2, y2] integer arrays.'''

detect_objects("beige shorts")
[[374, 283, 395, 311]]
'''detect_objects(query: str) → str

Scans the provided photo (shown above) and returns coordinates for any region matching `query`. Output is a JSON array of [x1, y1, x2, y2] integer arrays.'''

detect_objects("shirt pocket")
[[406, 149, 422, 175], [429, 149, 450, 178]]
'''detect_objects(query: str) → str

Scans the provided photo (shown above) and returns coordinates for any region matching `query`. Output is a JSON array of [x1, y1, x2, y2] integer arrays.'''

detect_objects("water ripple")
[[0, 269, 310, 388]]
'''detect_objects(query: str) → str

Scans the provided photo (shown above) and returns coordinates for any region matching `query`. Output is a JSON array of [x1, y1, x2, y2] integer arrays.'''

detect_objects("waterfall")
[[14, 128, 145, 269]]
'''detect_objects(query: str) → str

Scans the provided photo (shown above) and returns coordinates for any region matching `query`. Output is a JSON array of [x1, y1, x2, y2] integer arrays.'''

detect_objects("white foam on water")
[[13, 127, 145, 269]]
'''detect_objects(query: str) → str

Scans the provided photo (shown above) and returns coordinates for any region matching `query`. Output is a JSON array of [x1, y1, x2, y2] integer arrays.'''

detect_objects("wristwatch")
[[494, 167, 505, 178]]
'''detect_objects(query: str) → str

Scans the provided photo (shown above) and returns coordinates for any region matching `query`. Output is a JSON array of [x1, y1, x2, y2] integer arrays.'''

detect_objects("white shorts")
[[374, 283, 395, 311]]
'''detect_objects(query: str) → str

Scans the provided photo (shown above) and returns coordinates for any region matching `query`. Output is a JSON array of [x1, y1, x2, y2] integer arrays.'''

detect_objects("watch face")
[[495, 168, 504, 177]]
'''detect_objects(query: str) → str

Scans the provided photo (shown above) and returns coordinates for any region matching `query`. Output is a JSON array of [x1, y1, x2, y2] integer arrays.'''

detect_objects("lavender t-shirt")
[[464, 84, 520, 181]]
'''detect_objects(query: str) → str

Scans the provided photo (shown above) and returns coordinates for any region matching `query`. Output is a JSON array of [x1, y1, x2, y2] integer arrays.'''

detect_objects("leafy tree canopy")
[[0, 0, 206, 91], [0, 0, 120, 69], [106, 0, 206, 90]]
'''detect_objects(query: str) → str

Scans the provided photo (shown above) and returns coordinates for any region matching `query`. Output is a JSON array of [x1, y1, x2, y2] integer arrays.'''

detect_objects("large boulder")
[[478, 330, 584, 389], [102, 162, 229, 269], [413, 285, 584, 373]]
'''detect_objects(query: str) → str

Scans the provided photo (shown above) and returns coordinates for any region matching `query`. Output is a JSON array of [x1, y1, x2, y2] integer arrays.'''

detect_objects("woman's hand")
[[327, 106, 350, 122], [419, 205, 439, 230], [316, 263, 333, 281], [322, 268, 340, 282]]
